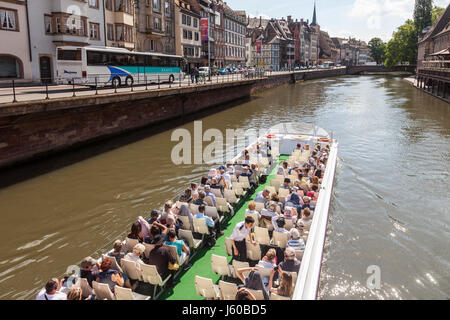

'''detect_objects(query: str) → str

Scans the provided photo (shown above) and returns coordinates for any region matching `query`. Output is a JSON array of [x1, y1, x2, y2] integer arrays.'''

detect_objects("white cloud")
[[247, 13, 271, 20], [350, 0, 413, 19]]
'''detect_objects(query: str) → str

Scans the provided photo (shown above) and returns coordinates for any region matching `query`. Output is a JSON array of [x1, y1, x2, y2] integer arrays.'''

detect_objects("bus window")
[[128, 54, 137, 66], [58, 49, 82, 61], [137, 55, 146, 66], [152, 56, 161, 67], [115, 54, 128, 66], [145, 55, 152, 67]]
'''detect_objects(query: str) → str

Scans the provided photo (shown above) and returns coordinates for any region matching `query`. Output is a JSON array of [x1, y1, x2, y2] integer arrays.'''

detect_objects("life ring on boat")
[[266, 134, 277, 139], [318, 137, 330, 142]]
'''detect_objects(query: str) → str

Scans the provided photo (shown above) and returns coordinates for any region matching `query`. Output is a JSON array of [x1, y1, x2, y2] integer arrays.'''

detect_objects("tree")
[[413, 0, 433, 33], [385, 20, 418, 67], [368, 38, 386, 65], [431, 6, 445, 24]]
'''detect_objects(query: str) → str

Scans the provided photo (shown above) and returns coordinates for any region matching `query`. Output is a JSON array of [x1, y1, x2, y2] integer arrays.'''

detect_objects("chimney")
[[287, 15, 292, 23], [307, 19, 309, 24]]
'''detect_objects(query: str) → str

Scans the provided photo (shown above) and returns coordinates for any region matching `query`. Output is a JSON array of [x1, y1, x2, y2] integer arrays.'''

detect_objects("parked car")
[[219, 68, 230, 75], [198, 67, 209, 77]]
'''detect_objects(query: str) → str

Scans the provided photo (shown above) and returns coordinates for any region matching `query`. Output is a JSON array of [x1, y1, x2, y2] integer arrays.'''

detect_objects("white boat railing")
[[292, 140, 339, 300]]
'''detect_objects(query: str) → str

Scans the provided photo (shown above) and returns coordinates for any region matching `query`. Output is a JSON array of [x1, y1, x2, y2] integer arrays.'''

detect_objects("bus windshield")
[[57, 49, 82, 61]]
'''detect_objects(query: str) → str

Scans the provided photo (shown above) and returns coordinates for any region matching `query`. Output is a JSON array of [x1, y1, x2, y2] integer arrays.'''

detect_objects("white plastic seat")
[[195, 276, 220, 300], [125, 237, 139, 253], [244, 212, 259, 225], [224, 189, 239, 204], [92, 281, 115, 300], [270, 179, 281, 192], [254, 226, 271, 245], [231, 260, 250, 278], [239, 176, 251, 189], [166, 244, 188, 266], [287, 175, 298, 185], [295, 249, 304, 261], [219, 280, 238, 300], [211, 254, 232, 278], [80, 278, 95, 298], [178, 215, 192, 231], [215, 197, 230, 213], [278, 188, 290, 198], [265, 186, 277, 196], [204, 196, 214, 207], [254, 202, 264, 213], [272, 231, 288, 249], [232, 182, 245, 197], [114, 285, 151, 300], [178, 229, 202, 250], [205, 206, 223, 223], [246, 240, 262, 261], [275, 174, 285, 182], [193, 217, 210, 235], [284, 219, 294, 231], [143, 243, 156, 259], [270, 292, 291, 300], [120, 259, 142, 281], [255, 266, 273, 279], [190, 203, 199, 215], [225, 237, 234, 256], [247, 289, 265, 300], [141, 263, 171, 300]]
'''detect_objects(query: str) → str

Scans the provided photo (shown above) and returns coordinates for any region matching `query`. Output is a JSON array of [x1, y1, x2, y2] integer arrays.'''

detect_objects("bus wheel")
[[112, 77, 121, 88], [125, 76, 134, 87], [169, 75, 175, 84]]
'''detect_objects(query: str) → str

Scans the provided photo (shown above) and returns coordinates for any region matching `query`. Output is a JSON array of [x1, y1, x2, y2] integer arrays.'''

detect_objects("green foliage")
[[431, 6, 445, 24], [413, 0, 433, 33], [368, 38, 386, 65], [385, 20, 418, 68]]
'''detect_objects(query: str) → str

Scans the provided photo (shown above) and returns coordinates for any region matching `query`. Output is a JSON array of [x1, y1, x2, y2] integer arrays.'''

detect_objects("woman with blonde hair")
[[66, 287, 83, 300]]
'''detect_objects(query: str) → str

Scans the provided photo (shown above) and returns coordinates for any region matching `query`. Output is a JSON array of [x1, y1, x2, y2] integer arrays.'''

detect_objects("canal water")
[[0, 75, 448, 300]]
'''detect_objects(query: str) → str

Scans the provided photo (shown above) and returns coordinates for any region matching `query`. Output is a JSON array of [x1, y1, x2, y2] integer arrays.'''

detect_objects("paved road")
[[0, 68, 344, 105]]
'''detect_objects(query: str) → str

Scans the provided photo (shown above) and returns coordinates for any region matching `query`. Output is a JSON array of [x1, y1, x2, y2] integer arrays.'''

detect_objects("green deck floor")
[[160, 155, 288, 300]]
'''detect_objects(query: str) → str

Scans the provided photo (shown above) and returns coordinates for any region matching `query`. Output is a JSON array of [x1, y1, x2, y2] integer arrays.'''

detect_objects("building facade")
[[27, 0, 106, 83], [134, 0, 175, 54], [221, 1, 245, 68], [175, 0, 201, 72], [0, 0, 32, 82]]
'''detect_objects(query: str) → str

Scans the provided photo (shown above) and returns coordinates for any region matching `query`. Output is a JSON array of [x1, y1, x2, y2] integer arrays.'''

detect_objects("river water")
[[0, 75, 448, 300]]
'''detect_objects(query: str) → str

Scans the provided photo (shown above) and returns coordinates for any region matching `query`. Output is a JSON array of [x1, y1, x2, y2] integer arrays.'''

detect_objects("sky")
[[224, 0, 450, 42]]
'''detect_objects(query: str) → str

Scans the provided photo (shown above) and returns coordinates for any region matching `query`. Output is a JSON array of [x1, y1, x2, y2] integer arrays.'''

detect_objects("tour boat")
[[55, 122, 337, 301]]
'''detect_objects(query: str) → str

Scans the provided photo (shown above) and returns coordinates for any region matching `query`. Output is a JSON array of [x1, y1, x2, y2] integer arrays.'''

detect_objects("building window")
[[0, 8, 17, 31], [187, 16, 191, 26], [146, 15, 150, 29], [44, 15, 52, 34], [193, 18, 198, 28], [0, 55, 22, 79], [164, 1, 170, 17], [195, 32, 199, 41], [105, 0, 113, 11], [107, 23, 114, 40], [165, 21, 172, 35], [89, 22, 100, 40], [115, 0, 133, 14], [183, 29, 187, 39], [88, 0, 99, 9], [182, 14, 186, 25], [153, 0, 161, 13], [116, 24, 123, 41], [153, 17, 161, 31]]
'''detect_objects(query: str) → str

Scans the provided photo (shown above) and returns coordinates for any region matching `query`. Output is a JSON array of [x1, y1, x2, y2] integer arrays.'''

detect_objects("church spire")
[[311, 1, 318, 26]]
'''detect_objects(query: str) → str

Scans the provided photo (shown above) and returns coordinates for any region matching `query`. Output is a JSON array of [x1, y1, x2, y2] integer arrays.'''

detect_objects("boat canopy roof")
[[267, 122, 330, 138]]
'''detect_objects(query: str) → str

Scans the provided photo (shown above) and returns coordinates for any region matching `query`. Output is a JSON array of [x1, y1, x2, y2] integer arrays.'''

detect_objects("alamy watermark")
[[366, 265, 381, 290]]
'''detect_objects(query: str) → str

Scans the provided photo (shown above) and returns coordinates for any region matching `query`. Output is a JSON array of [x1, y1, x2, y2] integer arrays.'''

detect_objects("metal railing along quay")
[[0, 67, 346, 105]]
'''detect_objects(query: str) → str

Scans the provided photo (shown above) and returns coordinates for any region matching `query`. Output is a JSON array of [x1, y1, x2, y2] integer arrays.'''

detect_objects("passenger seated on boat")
[[278, 247, 301, 274], [193, 191, 208, 206], [128, 222, 144, 243], [277, 161, 289, 176], [285, 192, 302, 211], [289, 162, 301, 175], [300, 196, 315, 211], [148, 235, 176, 280], [287, 228, 305, 251], [79, 257, 100, 287], [165, 214, 183, 236], [272, 216, 290, 235], [107, 240, 125, 266], [283, 206, 297, 224], [160, 201, 175, 225], [191, 183, 200, 199], [243, 154, 250, 166], [236, 267, 269, 300], [195, 204, 223, 236], [137, 216, 151, 239], [208, 168, 219, 180], [178, 204, 193, 231], [235, 287, 256, 300], [124, 244, 145, 265], [144, 222, 169, 244], [271, 194, 284, 213], [250, 164, 259, 183], [254, 189, 270, 204], [66, 287, 84, 300], [281, 178, 292, 191], [268, 269, 293, 298], [96, 257, 131, 292], [219, 165, 232, 189], [297, 208, 313, 233], [36, 278, 67, 300], [204, 186, 217, 206], [246, 201, 259, 216], [210, 178, 223, 194], [257, 248, 277, 288], [165, 228, 190, 263], [147, 210, 160, 225], [240, 166, 257, 188], [260, 202, 278, 229], [179, 188, 193, 203], [199, 176, 209, 188], [226, 162, 235, 175]]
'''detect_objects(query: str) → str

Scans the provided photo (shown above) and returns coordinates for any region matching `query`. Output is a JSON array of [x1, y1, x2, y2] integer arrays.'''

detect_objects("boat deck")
[[159, 155, 289, 300]]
